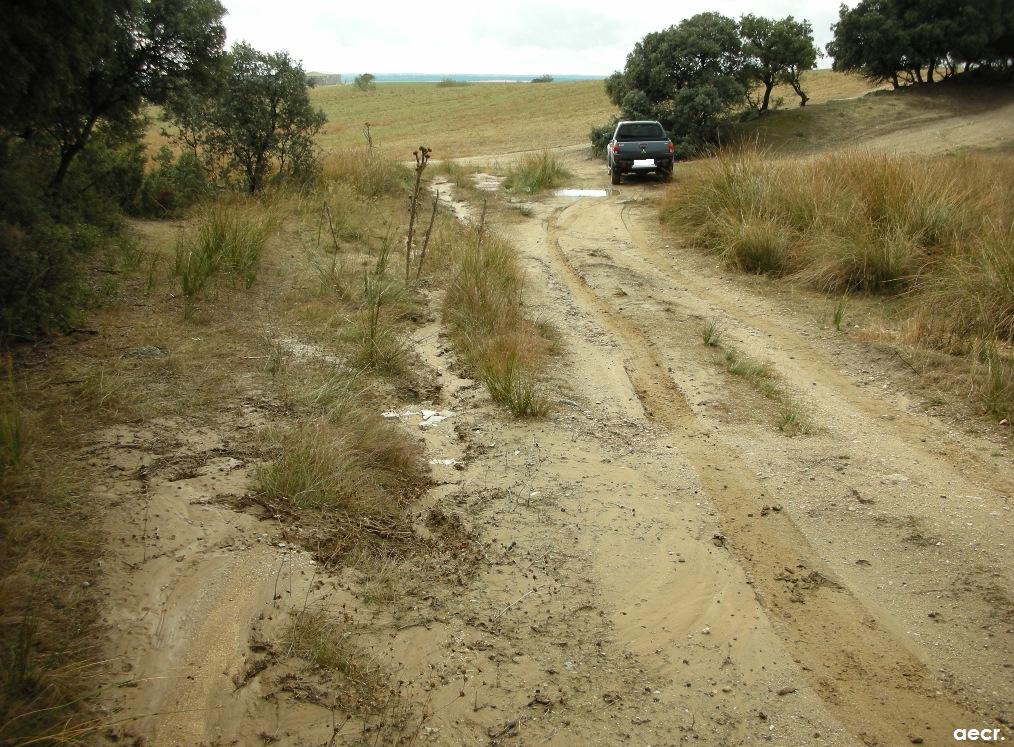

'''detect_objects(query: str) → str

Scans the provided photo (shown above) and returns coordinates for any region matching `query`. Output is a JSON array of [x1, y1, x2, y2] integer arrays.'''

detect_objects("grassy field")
[[311, 80, 615, 158], [145, 72, 883, 161]]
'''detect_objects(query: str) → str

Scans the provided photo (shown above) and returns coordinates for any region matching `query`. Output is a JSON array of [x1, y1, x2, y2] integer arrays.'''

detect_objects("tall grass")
[[321, 148, 412, 198], [255, 374, 425, 516], [0, 403, 24, 478], [172, 201, 276, 308], [437, 222, 552, 416], [503, 150, 572, 193], [665, 150, 1014, 418]]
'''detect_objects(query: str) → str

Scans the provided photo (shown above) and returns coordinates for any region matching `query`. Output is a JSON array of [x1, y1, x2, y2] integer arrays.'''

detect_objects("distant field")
[[311, 80, 615, 159], [142, 71, 900, 161]]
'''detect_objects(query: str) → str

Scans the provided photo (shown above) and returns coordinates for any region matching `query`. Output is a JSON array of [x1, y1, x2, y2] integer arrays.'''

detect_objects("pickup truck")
[[606, 120, 675, 185]]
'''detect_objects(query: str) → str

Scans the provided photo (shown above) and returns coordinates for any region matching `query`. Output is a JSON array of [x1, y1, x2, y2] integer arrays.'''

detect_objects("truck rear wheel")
[[659, 167, 672, 183], [610, 167, 622, 185]]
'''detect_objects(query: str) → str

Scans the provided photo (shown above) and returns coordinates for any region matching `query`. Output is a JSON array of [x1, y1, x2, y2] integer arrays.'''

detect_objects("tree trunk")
[[761, 79, 773, 112], [51, 114, 99, 188], [926, 62, 935, 83], [892, 73, 900, 89], [915, 67, 924, 83]]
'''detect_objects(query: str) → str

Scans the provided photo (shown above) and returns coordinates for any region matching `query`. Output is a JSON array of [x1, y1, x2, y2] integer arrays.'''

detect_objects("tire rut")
[[617, 201, 1012, 497], [544, 201, 981, 745]]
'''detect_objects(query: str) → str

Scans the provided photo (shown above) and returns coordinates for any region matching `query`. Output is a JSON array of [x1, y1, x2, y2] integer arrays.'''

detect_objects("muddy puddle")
[[554, 188, 610, 197]]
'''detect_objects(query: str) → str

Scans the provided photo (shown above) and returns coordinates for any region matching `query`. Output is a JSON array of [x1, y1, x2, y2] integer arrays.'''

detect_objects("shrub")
[[503, 150, 571, 193], [139, 146, 209, 217], [589, 120, 618, 157]]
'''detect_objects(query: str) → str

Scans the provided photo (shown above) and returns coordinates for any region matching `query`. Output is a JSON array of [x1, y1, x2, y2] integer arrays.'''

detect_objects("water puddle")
[[554, 188, 609, 198]]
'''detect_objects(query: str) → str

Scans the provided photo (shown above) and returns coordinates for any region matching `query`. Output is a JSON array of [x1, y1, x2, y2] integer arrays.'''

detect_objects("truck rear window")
[[616, 123, 665, 141]]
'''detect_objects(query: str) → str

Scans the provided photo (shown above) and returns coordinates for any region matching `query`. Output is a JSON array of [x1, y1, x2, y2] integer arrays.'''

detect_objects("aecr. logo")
[[954, 727, 1006, 742]]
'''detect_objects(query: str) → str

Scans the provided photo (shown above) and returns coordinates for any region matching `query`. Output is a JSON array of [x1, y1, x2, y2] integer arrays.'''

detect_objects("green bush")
[[172, 202, 275, 310], [589, 120, 618, 157], [139, 146, 209, 217]]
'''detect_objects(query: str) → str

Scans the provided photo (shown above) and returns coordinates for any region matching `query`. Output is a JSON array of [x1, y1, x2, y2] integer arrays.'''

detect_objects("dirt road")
[[95, 140, 1011, 744]]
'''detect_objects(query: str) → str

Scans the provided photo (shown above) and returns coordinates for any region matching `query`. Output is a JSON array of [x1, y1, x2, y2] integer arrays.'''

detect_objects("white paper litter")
[[380, 408, 455, 429]]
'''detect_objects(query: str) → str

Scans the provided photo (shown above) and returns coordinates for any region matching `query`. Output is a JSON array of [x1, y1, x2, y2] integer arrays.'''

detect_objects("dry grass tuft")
[[441, 225, 552, 416], [321, 148, 411, 198], [282, 609, 387, 708], [669, 150, 1014, 418], [503, 150, 572, 194], [254, 413, 424, 515]]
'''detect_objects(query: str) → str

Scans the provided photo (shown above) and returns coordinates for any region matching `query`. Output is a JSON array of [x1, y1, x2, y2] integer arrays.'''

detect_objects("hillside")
[[734, 78, 1014, 155]]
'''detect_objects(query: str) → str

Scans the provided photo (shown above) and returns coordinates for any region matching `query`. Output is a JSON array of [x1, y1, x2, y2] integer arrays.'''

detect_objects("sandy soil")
[[93, 105, 1012, 746]]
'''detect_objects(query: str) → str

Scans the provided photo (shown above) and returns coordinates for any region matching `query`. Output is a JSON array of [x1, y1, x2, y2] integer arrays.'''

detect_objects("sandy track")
[[96, 103, 1011, 744]]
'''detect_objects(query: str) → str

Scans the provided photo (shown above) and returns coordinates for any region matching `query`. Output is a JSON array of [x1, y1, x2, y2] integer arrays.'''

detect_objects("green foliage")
[[7, 0, 226, 188], [531, 74, 554, 83], [139, 146, 209, 217], [589, 120, 619, 156], [827, 0, 1014, 86], [165, 43, 327, 193], [0, 0, 227, 344], [354, 73, 377, 91], [740, 15, 820, 109], [595, 13, 748, 155]]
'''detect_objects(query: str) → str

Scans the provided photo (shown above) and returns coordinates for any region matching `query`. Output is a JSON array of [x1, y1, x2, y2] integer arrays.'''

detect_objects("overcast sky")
[[221, 0, 845, 76]]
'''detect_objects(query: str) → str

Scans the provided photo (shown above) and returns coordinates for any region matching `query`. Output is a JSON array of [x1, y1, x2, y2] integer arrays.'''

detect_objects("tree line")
[[828, 0, 1014, 86], [596, 4, 1012, 156], [0, 0, 325, 343]]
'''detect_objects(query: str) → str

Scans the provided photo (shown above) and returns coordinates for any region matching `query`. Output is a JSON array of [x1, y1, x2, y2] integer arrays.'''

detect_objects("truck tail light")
[[612, 143, 619, 154], [668, 141, 674, 155]]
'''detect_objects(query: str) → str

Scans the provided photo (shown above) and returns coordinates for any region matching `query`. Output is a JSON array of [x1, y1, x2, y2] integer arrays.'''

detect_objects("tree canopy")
[[0, 0, 226, 341], [741, 15, 820, 109], [828, 0, 1014, 85], [166, 43, 327, 193], [599, 12, 818, 155]]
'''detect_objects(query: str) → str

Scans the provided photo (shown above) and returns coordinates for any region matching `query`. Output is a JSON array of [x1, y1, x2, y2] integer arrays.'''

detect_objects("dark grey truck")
[[606, 120, 675, 185]]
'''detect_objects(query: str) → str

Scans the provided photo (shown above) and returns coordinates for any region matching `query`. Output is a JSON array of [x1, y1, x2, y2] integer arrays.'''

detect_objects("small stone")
[[125, 345, 168, 358]]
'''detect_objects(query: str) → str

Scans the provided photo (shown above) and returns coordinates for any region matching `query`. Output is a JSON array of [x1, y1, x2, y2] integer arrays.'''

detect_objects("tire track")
[[544, 201, 980, 746]]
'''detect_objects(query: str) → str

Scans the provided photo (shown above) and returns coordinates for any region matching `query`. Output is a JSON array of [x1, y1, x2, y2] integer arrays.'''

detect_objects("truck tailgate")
[[616, 142, 670, 159]]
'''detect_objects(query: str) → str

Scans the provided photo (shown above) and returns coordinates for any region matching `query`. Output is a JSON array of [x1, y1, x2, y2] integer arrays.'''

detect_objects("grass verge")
[[437, 222, 553, 416], [666, 150, 1014, 420]]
